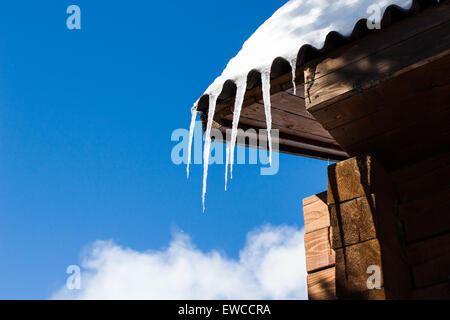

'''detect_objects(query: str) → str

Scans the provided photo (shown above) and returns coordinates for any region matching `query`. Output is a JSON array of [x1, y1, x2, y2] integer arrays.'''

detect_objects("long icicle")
[[261, 70, 273, 166], [225, 142, 230, 191], [187, 104, 198, 179], [202, 94, 218, 212], [227, 78, 247, 187], [290, 57, 298, 96]]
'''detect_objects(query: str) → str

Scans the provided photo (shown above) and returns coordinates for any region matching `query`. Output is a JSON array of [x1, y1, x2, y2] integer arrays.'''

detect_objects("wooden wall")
[[392, 153, 450, 299]]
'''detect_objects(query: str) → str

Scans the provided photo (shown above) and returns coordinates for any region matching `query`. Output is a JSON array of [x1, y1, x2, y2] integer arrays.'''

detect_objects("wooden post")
[[303, 192, 337, 300], [328, 155, 411, 299]]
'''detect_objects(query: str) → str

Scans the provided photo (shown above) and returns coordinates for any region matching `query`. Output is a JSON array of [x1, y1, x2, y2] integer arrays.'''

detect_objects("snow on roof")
[[204, 0, 413, 96]]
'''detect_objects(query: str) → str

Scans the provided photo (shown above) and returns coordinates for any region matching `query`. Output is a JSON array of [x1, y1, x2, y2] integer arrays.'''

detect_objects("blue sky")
[[0, 0, 328, 299]]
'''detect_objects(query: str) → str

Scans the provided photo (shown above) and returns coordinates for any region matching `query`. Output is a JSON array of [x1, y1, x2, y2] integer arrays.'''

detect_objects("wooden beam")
[[215, 119, 348, 161], [305, 228, 335, 273], [413, 282, 449, 300], [412, 255, 450, 289], [307, 268, 337, 300], [303, 192, 329, 234], [335, 239, 384, 297], [222, 102, 335, 142], [407, 233, 450, 266], [407, 232, 450, 289], [327, 155, 392, 205], [329, 196, 377, 249], [397, 163, 450, 205], [399, 188, 450, 243]]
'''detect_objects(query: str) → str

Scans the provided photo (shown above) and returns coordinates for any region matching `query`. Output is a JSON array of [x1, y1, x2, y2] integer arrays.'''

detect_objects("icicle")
[[187, 104, 198, 179], [225, 142, 230, 191], [290, 57, 298, 96], [228, 78, 247, 182], [202, 94, 218, 212], [261, 70, 273, 166]]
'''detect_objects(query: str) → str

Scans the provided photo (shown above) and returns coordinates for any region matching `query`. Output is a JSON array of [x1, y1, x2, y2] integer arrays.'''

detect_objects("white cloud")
[[52, 225, 307, 300]]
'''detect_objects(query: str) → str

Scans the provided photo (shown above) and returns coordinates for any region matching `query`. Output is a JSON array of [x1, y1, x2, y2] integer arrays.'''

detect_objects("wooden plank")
[[303, 192, 326, 207], [398, 164, 450, 205], [400, 189, 450, 243], [303, 192, 330, 234], [305, 5, 450, 111], [329, 196, 377, 249], [327, 155, 392, 205], [307, 268, 336, 300], [336, 239, 411, 299], [304, 227, 335, 273], [233, 116, 338, 146], [335, 239, 383, 297], [328, 156, 369, 205], [332, 193, 403, 255], [216, 118, 348, 161], [407, 232, 450, 266], [412, 254, 450, 289], [391, 152, 450, 185], [223, 102, 333, 140], [258, 91, 313, 120], [413, 282, 449, 300], [392, 111, 450, 166]]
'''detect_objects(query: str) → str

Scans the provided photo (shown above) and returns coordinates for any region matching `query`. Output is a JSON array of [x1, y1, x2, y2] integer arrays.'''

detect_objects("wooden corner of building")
[[303, 155, 419, 300], [326, 156, 412, 300]]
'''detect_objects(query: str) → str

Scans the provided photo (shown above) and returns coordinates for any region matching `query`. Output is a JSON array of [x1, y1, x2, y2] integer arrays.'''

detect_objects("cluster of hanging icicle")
[[187, 60, 298, 212]]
